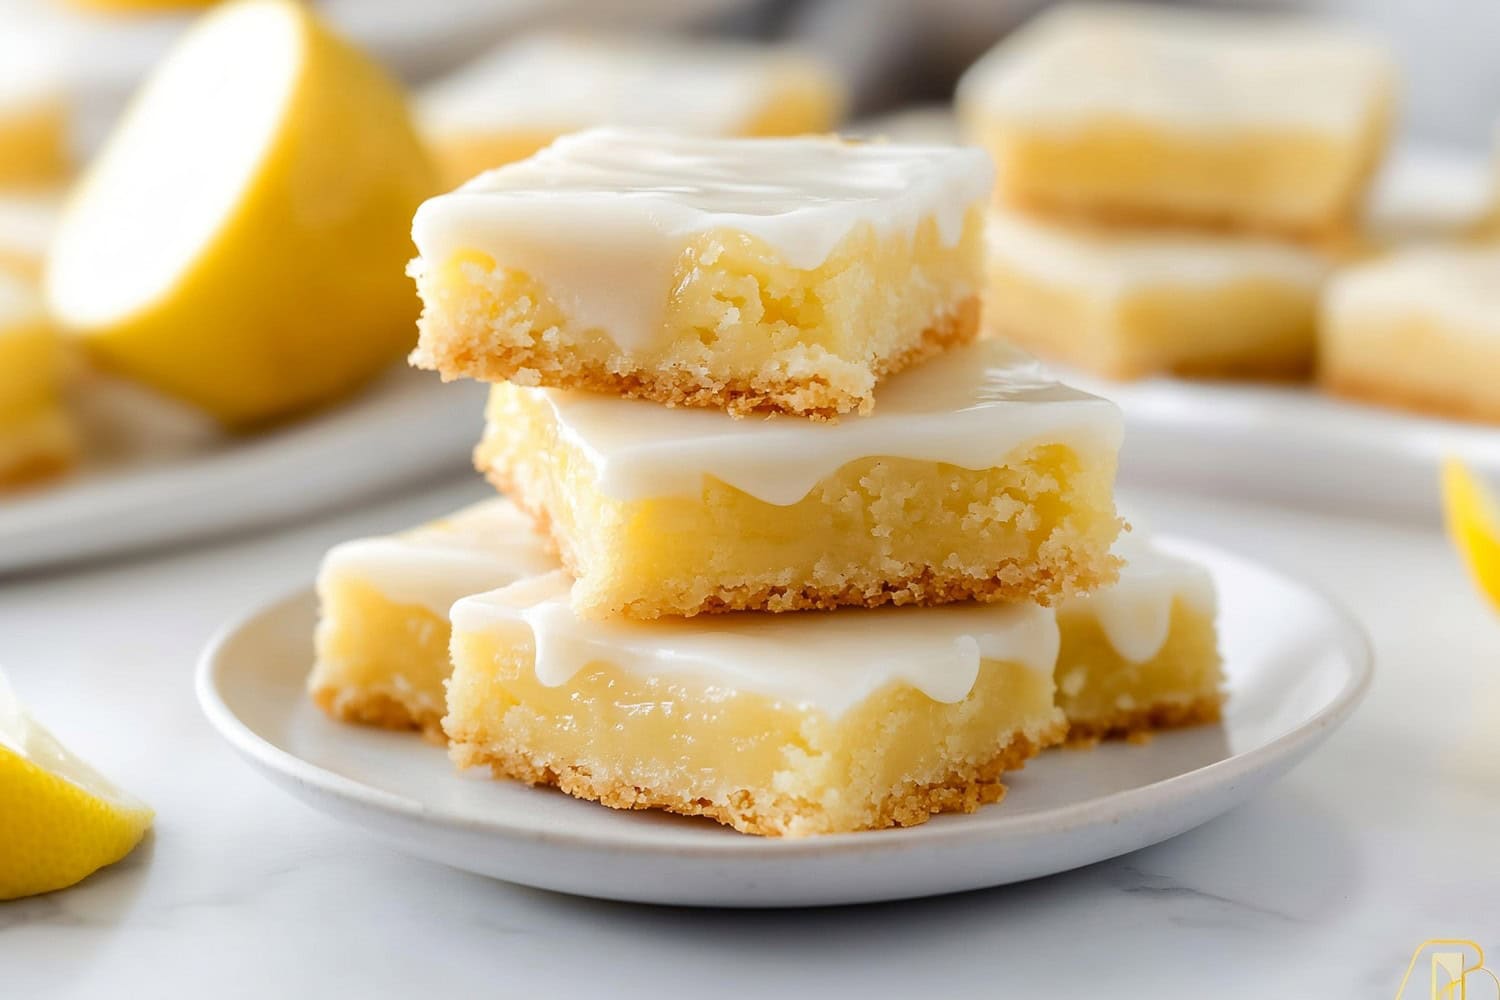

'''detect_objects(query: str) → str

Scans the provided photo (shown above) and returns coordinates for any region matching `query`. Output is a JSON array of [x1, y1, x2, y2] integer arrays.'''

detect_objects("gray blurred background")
[[4, 0, 1497, 156]]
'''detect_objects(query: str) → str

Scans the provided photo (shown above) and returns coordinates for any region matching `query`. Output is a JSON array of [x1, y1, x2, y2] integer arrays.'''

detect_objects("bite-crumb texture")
[[1062, 693, 1224, 748], [414, 288, 978, 420], [448, 719, 1067, 837], [310, 685, 448, 745]]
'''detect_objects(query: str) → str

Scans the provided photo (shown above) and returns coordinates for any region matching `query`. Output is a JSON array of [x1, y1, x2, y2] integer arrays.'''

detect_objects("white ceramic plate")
[[0, 369, 488, 575], [196, 537, 1371, 908]]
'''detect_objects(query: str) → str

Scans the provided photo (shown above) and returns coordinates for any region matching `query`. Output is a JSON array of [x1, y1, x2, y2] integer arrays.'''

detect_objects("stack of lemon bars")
[[308, 126, 1224, 837]]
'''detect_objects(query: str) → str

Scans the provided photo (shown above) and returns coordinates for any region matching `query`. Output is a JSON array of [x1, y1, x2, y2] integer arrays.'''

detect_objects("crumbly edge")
[[480, 462, 1121, 618], [447, 718, 1069, 837], [1062, 693, 1224, 748], [414, 294, 979, 420], [1321, 371, 1500, 426], [309, 684, 447, 746]]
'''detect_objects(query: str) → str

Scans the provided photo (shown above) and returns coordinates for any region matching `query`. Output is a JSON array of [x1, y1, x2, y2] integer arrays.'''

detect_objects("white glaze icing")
[[318, 499, 557, 617], [452, 570, 1060, 718], [498, 337, 1121, 504], [1060, 535, 1216, 663], [958, 2, 1390, 138], [412, 127, 992, 349], [419, 33, 834, 139], [986, 209, 1330, 298], [1325, 246, 1500, 339]]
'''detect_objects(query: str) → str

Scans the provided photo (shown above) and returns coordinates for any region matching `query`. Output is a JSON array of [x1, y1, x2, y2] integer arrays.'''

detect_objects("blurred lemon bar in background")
[[1320, 247, 1500, 423], [444, 570, 1067, 837], [309, 499, 556, 739], [1056, 537, 1222, 743], [983, 208, 1330, 379], [410, 129, 992, 419], [45, 0, 438, 428], [0, 193, 61, 282], [0, 272, 75, 488], [957, 2, 1393, 239], [0, 667, 153, 900], [0, 35, 70, 189], [475, 338, 1123, 620], [418, 33, 846, 188]]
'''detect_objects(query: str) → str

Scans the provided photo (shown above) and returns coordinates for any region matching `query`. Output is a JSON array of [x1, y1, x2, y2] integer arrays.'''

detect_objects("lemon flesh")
[[1442, 458, 1500, 612], [0, 670, 153, 900], [46, 0, 438, 427]]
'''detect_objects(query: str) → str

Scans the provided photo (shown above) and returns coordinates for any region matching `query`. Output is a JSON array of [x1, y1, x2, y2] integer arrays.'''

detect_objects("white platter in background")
[[197, 537, 1371, 908], [0, 369, 488, 575]]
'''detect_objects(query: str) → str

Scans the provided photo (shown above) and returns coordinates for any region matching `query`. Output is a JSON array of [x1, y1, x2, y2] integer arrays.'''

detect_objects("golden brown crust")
[[1062, 693, 1224, 748], [481, 462, 1121, 618], [309, 685, 447, 745], [1321, 371, 1500, 426], [419, 298, 979, 421], [449, 719, 1068, 837]]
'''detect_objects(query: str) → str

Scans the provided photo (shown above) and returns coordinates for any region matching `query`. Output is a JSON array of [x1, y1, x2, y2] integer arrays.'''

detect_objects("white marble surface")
[[1, 477, 1497, 997]]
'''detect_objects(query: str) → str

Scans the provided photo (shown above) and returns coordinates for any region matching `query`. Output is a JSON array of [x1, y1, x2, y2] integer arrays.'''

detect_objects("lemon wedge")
[[46, 0, 438, 427], [1441, 458, 1500, 611], [0, 669, 153, 899]]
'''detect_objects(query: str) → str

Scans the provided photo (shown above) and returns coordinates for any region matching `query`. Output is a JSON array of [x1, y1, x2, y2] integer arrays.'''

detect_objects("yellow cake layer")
[[413, 211, 984, 419], [1056, 595, 1223, 741], [970, 120, 1387, 239], [308, 498, 557, 738], [477, 382, 1121, 620], [445, 627, 1064, 837], [1320, 248, 1500, 423], [983, 216, 1326, 379], [311, 580, 454, 738]]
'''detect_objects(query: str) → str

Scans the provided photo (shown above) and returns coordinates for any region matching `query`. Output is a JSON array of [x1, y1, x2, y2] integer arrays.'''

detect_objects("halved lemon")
[[0, 669, 154, 899], [1441, 458, 1500, 611], [46, 0, 438, 427]]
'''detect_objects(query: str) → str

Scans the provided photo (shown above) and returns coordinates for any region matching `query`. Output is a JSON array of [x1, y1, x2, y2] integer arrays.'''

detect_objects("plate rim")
[[195, 534, 1373, 858]]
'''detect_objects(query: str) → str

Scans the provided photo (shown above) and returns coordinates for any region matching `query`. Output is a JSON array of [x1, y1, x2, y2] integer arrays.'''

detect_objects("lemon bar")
[[418, 33, 845, 188], [410, 128, 992, 418], [984, 209, 1330, 379], [476, 337, 1123, 620], [957, 3, 1393, 238], [309, 499, 556, 737], [0, 34, 69, 189], [0, 271, 74, 488], [1320, 247, 1500, 423], [1056, 538, 1222, 742], [445, 570, 1066, 837]]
